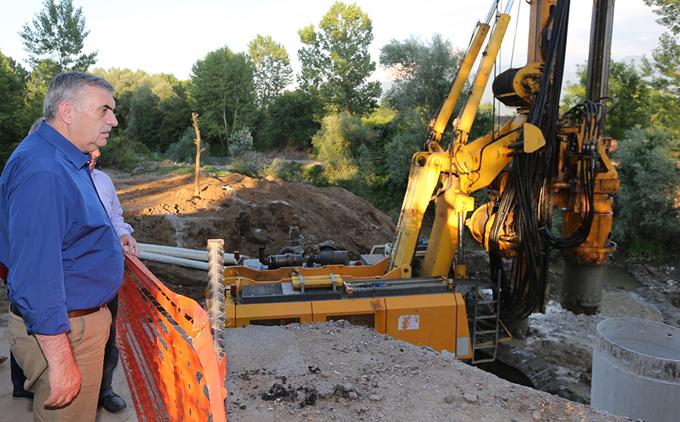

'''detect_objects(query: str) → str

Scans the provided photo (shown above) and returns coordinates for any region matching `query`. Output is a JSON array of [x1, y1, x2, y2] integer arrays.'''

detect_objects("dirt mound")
[[223, 321, 619, 421], [116, 172, 394, 256]]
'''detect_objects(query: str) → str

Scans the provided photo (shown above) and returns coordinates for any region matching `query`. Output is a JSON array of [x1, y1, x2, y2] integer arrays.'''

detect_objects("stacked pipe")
[[138, 243, 238, 270]]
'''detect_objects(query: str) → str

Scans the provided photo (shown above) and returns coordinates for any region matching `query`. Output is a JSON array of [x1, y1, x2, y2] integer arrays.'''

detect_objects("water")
[[603, 265, 640, 290]]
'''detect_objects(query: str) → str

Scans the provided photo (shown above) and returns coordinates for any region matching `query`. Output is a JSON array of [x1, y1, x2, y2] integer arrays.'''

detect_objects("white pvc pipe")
[[138, 251, 209, 271], [139, 243, 237, 265]]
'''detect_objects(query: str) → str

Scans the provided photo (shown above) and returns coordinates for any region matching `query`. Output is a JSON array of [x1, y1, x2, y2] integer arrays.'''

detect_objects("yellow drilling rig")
[[217, 0, 619, 364]]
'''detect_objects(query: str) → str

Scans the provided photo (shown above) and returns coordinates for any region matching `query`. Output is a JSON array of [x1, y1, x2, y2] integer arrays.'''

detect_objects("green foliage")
[[166, 127, 204, 163], [23, 59, 61, 123], [98, 134, 149, 171], [256, 89, 322, 150], [20, 0, 96, 70], [225, 128, 258, 175], [190, 47, 257, 154], [562, 61, 655, 140], [248, 35, 293, 107], [94, 68, 192, 154], [0, 51, 29, 167], [312, 112, 381, 184], [644, 0, 680, 35], [298, 1, 381, 114], [380, 34, 464, 122], [383, 124, 423, 191], [644, 34, 680, 142], [613, 126, 680, 255], [260, 158, 329, 186], [301, 163, 328, 185], [229, 127, 254, 156], [260, 157, 304, 181]]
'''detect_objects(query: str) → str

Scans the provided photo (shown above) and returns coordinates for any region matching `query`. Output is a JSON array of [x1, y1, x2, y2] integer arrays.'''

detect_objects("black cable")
[[489, 0, 573, 323]]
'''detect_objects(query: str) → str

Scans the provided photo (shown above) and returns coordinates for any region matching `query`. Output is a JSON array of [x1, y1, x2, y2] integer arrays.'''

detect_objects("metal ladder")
[[470, 276, 502, 364]]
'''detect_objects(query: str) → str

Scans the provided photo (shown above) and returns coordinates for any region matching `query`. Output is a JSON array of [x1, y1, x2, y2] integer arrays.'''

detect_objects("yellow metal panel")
[[225, 294, 237, 328], [234, 302, 313, 327], [523, 122, 546, 153], [312, 298, 386, 333], [389, 152, 452, 272], [454, 294, 472, 360], [384, 294, 457, 353]]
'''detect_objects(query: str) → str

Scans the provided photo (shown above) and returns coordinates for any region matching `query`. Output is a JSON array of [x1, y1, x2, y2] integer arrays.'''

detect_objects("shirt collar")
[[35, 121, 91, 169]]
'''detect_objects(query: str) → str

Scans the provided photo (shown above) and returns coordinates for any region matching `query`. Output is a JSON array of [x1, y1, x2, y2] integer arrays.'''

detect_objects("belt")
[[10, 304, 101, 319]]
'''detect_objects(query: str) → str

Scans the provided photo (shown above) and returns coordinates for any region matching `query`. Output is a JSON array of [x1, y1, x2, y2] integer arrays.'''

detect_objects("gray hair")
[[43, 72, 114, 121]]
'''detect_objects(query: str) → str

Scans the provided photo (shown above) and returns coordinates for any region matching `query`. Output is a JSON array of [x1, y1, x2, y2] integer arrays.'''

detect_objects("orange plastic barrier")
[[117, 255, 227, 422]]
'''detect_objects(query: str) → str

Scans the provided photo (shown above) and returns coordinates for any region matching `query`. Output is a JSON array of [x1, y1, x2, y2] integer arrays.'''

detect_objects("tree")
[[562, 61, 654, 140], [380, 35, 464, 122], [20, 0, 97, 71], [256, 89, 322, 150], [190, 47, 257, 154], [23, 60, 61, 124], [0, 51, 29, 167], [298, 1, 381, 115], [248, 35, 293, 108], [643, 0, 680, 142], [644, 0, 680, 34], [613, 126, 680, 256]]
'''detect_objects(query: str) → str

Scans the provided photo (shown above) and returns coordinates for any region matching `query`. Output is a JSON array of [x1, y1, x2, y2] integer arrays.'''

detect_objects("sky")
[[0, 0, 667, 86]]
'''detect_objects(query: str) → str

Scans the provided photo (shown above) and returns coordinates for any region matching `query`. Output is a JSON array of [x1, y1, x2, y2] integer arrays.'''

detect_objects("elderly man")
[[0, 72, 123, 421]]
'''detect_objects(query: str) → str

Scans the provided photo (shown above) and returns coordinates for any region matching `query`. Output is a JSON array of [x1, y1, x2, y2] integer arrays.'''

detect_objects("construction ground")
[[1, 167, 679, 421]]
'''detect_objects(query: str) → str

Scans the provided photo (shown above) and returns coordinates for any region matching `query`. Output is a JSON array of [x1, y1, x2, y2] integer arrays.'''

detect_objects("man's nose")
[[107, 110, 118, 127]]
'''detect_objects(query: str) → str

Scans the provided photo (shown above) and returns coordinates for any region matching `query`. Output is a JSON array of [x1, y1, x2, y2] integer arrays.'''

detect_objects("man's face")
[[68, 85, 118, 153]]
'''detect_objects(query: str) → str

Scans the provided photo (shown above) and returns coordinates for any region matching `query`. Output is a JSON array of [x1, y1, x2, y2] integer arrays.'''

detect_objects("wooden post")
[[192, 112, 201, 198]]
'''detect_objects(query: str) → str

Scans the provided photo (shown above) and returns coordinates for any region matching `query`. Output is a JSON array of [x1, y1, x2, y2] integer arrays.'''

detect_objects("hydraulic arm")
[[390, 0, 619, 322]]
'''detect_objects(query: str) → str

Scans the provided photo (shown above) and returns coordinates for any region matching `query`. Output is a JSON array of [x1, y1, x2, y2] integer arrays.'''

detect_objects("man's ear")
[[57, 101, 74, 125]]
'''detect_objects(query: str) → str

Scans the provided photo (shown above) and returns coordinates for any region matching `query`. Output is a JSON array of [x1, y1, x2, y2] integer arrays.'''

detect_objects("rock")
[[440, 350, 456, 361], [532, 410, 543, 420], [444, 395, 456, 404], [463, 393, 478, 403], [348, 391, 359, 400], [343, 383, 355, 392]]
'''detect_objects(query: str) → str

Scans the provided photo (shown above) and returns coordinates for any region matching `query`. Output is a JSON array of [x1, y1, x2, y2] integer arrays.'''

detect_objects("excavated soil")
[[223, 321, 622, 422], [112, 170, 395, 290]]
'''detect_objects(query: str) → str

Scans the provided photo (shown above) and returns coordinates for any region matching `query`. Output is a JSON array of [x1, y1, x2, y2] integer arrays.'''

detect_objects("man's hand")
[[34, 333, 81, 408], [120, 234, 138, 256]]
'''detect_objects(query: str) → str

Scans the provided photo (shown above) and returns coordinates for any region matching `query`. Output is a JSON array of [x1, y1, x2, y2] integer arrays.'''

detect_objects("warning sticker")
[[398, 314, 420, 331]]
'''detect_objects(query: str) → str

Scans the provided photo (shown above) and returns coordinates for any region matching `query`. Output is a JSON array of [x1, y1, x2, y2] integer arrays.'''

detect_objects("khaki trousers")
[[9, 307, 111, 422]]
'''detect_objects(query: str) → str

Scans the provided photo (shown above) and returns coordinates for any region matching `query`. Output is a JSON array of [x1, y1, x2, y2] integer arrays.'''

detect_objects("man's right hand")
[[35, 333, 81, 408]]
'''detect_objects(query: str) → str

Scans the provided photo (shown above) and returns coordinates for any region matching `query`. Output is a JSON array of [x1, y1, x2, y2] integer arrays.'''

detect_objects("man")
[[89, 148, 137, 412], [0, 72, 123, 421]]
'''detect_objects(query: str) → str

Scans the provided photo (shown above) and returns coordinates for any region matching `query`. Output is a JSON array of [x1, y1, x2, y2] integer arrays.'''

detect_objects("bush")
[[613, 126, 680, 257], [212, 127, 259, 175], [311, 113, 381, 184], [260, 157, 303, 181], [229, 127, 254, 156], [301, 163, 328, 186], [166, 127, 205, 163], [99, 134, 149, 171]]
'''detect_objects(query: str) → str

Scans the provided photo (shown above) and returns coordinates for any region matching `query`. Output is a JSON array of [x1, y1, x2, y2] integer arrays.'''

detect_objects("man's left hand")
[[120, 234, 138, 256]]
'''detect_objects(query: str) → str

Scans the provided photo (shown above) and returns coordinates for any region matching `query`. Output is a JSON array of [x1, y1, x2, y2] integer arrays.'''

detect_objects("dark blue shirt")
[[0, 121, 124, 335]]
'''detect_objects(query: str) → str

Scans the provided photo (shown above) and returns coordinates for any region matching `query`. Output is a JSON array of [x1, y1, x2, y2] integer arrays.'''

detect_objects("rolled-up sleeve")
[[8, 171, 69, 335]]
